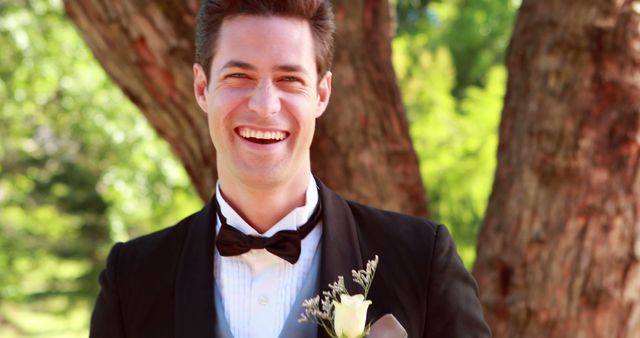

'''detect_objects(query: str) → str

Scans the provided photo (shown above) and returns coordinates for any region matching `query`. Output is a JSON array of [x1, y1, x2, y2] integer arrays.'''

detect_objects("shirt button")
[[258, 296, 269, 305]]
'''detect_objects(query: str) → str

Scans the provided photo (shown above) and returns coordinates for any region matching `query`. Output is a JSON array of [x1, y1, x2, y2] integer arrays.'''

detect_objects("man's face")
[[193, 15, 331, 188]]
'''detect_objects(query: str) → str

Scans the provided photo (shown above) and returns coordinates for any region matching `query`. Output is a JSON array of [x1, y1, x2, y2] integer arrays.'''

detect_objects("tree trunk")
[[63, 0, 427, 217], [473, 1, 640, 337]]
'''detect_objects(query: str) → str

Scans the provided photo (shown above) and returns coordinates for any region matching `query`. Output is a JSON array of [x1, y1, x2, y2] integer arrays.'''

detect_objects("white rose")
[[333, 294, 372, 338]]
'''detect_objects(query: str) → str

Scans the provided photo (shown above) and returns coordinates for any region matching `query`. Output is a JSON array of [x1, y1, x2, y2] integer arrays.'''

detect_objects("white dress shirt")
[[214, 176, 322, 338]]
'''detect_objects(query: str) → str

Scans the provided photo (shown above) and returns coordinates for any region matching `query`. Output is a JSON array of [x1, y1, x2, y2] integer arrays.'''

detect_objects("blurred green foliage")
[[394, 0, 517, 96], [0, 0, 517, 336], [0, 0, 200, 336], [392, 0, 516, 267]]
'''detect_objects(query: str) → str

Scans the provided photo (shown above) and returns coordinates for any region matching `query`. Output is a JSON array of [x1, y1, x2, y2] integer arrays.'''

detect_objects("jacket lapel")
[[316, 179, 365, 338], [174, 198, 217, 338]]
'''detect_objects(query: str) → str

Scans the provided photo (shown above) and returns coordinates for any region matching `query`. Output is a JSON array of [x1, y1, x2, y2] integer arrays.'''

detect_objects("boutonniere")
[[299, 255, 379, 338]]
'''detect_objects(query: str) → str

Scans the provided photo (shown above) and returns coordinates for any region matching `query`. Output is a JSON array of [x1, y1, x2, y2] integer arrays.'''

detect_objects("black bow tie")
[[214, 199, 322, 264]]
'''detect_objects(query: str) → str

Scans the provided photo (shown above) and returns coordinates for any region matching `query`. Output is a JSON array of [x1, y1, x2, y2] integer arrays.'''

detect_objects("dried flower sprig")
[[352, 255, 378, 299], [299, 255, 379, 338]]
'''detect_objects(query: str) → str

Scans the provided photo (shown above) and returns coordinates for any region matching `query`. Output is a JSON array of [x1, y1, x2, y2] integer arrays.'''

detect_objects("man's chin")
[[223, 155, 310, 189]]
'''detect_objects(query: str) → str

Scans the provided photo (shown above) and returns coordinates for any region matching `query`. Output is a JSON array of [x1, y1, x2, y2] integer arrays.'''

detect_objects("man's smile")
[[236, 126, 290, 145]]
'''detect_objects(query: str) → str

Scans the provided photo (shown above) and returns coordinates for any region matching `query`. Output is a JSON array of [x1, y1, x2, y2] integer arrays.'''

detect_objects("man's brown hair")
[[195, 0, 335, 81]]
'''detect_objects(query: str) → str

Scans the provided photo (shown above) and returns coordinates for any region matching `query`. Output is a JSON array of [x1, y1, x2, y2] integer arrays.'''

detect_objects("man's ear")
[[193, 63, 209, 113], [315, 71, 332, 118]]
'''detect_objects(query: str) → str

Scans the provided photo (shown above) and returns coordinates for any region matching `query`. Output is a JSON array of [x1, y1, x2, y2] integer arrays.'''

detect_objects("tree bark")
[[63, 0, 427, 217], [474, 1, 640, 337]]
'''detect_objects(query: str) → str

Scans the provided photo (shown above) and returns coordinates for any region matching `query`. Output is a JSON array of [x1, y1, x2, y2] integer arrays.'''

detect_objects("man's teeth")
[[238, 128, 286, 141]]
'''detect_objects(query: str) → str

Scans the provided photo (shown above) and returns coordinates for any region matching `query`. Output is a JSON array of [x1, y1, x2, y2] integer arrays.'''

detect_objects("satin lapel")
[[174, 198, 217, 338], [316, 179, 365, 338]]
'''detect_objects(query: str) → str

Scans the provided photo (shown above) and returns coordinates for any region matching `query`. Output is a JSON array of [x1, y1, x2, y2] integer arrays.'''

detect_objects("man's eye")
[[227, 73, 248, 79], [281, 76, 302, 83]]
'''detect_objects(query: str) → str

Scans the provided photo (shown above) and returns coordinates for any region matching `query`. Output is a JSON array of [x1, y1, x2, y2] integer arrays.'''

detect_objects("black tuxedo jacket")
[[90, 180, 490, 338]]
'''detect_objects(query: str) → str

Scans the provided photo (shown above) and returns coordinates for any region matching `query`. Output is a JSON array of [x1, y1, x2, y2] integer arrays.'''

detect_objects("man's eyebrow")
[[218, 61, 309, 76], [219, 60, 256, 72], [274, 64, 308, 76]]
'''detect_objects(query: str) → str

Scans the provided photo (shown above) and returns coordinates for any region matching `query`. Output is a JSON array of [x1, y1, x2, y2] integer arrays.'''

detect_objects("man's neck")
[[217, 172, 311, 234]]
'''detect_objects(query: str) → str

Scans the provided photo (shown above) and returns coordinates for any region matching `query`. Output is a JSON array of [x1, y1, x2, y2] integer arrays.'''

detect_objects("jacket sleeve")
[[424, 225, 492, 338], [90, 242, 126, 338]]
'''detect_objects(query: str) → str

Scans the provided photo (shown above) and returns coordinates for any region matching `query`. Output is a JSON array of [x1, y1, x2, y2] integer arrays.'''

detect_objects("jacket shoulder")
[[108, 208, 205, 297], [344, 200, 489, 337], [346, 199, 442, 250], [117, 211, 197, 261], [344, 199, 449, 288], [91, 207, 208, 335]]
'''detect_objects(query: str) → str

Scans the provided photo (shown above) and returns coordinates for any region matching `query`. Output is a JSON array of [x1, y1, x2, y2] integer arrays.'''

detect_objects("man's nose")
[[248, 80, 281, 117]]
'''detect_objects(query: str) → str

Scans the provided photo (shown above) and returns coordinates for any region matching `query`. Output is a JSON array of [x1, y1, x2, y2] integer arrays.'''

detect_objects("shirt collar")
[[215, 175, 319, 237]]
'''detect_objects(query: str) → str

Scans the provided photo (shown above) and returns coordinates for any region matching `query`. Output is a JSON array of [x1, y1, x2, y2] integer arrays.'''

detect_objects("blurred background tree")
[[0, 0, 518, 336], [473, 0, 640, 336]]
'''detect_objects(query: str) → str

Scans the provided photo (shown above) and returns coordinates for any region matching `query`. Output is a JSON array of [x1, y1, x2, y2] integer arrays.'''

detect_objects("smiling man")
[[89, 1, 490, 338]]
